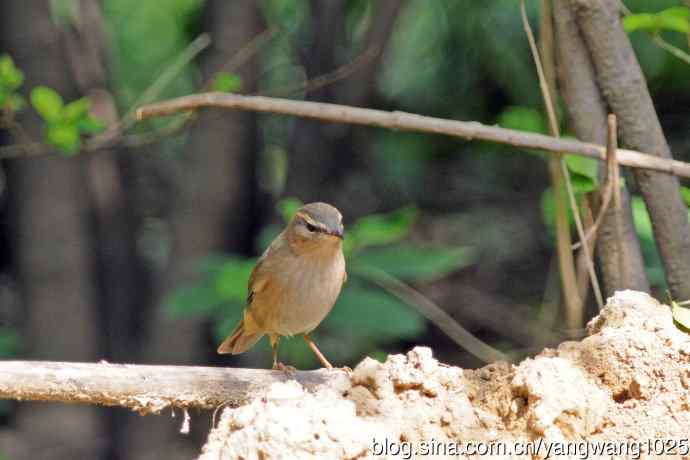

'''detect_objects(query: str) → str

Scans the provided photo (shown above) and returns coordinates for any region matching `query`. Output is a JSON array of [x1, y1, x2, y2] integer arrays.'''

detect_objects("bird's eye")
[[306, 223, 316, 232]]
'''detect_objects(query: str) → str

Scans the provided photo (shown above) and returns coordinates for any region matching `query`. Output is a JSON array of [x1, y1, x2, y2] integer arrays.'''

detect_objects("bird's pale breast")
[[263, 247, 345, 336]]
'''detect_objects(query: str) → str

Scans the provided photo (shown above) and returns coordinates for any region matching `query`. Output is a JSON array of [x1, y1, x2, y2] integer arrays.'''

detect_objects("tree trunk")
[[1, 1, 104, 458], [285, 0, 348, 202], [286, 0, 403, 212], [553, 0, 649, 297], [63, 2, 150, 459], [123, 1, 261, 459], [571, 0, 690, 299]]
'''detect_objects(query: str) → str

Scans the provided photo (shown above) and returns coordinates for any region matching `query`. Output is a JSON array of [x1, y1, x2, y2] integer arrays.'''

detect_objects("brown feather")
[[217, 317, 263, 354]]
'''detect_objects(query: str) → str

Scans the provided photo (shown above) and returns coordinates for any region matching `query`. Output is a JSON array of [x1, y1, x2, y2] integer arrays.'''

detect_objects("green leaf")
[[565, 155, 599, 183], [353, 245, 475, 282], [76, 115, 106, 134], [325, 285, 426, 341], [658, 6, 689, 33], [568, 172, 597, 194], [211, 72, 242, 93], [214, 258, 255, 301], [624, 13, 661, 33], [631, 197, 666, 287], [541, 187, 577, 233], [63, 97, 91, 122], [349, 206, 417, 251], [624, 7, 689, 34], [31, 86, 64, 122], [497, 106, 547, 134], [0, 54, 24, 91], [164, 254, 251, 318], [631, 196, 653, 241], [45, 123, 81, 155], [277, 197, 304, 224], [672, 300, 690, 332], [164, 282, 227, 317], [680, 186, 690, 208]]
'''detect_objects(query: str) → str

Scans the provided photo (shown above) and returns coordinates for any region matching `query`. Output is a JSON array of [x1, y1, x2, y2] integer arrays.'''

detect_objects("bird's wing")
[[247, 248, 272, 305], [243, 235, 289, 332], [247, 262, 268, 304]]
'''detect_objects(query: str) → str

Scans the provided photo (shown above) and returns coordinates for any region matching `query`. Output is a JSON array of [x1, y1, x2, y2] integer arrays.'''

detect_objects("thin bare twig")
[[135, 92, 690, 178], [651, 34, 690, 65], [561, 157, 604, 309], [353, 262, 512, 363], [525, 1, 559, 138], [532, 0, 583, 332], [258, 45, 380, 98], [0, 30, 378, 160], [576, 200, 596, 302], [207, 27, 278, 85], [521, 0, 603, 311], [608, 114, 625, 284], [573, 113, 619, 252], [113, 33, 212, 136]]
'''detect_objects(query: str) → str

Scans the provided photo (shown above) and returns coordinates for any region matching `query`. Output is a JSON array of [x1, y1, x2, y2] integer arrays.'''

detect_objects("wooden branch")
[[0, 361, 347, 414], [136, 92, 690, 178]]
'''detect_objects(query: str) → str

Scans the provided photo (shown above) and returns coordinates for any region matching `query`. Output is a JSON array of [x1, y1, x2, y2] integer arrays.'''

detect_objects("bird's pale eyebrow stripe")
[[295, 212, 328, 232]]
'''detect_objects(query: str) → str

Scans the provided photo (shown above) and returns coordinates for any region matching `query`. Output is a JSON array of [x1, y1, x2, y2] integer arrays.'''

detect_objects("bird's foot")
[[272, 362, 296, 375]]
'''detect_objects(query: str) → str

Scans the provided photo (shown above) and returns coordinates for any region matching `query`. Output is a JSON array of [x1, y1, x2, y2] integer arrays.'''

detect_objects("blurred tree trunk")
[[64, 0, 144, 364], [63, 2, 150, 459], [571, 0, 690, 300], [285, 0, 347, 202], [1, 1, 105, 458], [553, 0, 649, 297], [286, 0, 403, 213], [123, 1, 260, 459]]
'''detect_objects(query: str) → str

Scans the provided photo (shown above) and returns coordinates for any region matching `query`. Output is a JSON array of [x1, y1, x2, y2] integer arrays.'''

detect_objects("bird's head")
[[286, 202, 344, 253]]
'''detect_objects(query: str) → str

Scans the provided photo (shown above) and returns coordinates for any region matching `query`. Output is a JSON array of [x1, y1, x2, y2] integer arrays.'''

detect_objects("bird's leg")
[[303, 334, 333, 370], [270, 334, 279, 369], [270, 334, 295, 374]]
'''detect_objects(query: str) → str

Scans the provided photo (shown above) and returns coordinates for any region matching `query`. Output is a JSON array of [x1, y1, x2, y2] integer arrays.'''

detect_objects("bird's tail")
[[217, 320, 263, 354]]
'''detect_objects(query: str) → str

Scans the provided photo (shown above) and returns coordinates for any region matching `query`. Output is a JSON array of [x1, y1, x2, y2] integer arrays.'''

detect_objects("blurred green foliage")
[[0, 53, 106, 155], [624, 6, 689, 34], [30, 87, 105, 155], [497, 106, 548, 136], [631, 196, 668, 287], [165, 198, 474, 368], [102, 0, 201, 117], [210, 72, 242, 93], [0, 54, 25, 112]]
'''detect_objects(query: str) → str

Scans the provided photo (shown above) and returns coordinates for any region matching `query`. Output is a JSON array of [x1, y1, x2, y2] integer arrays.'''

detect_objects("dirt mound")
[[200, 290, 690, 459]]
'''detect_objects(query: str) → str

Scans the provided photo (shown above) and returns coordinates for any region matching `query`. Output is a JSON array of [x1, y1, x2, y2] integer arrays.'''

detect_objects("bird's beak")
[[328, 229, 344, 239]]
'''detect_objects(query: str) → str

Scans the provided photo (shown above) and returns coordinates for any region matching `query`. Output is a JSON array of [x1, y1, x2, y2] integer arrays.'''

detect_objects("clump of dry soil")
[[199, 290, 690, 459]]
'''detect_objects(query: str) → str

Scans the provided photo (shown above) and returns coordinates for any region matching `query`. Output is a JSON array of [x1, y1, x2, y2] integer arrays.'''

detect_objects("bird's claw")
[[272, 362, 296, 375]]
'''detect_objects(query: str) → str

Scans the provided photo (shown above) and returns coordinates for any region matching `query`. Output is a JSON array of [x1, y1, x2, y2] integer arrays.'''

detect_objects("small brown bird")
[[217, 202, 346, 370]]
